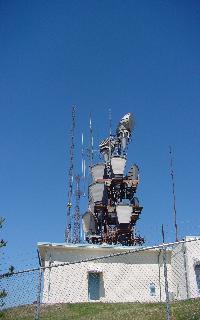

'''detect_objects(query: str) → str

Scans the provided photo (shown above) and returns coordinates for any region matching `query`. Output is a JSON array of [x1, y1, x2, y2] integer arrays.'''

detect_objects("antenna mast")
[[65, 106, 76, 243], [169, 146, 178, 242], [73, 175, 81, 243]]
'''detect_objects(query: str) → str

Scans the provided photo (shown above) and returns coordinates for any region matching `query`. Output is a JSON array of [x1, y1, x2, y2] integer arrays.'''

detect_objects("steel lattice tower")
[[73, 175, 81, 243], [65, 106, 75, 243]]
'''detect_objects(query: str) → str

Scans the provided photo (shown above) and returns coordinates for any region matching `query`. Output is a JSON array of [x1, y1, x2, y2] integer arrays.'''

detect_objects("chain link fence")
[[1, 237, 200, 320]]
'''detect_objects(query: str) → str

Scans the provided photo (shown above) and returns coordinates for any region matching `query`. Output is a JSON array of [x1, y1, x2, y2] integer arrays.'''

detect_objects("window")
[[149, 283, 156, 296], [195, 265, 200, 293]]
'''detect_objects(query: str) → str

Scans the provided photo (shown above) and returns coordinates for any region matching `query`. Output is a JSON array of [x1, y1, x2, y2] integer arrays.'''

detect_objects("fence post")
[[162, 225, 171, 320], [35, 250, 43, 320], [183, 242, 189, 299], [163, 246, 171, 320], [35, 267, 42, 320]]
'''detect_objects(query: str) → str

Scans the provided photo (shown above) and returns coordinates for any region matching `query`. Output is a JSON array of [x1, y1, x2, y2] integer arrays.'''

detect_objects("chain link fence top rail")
[[1, 237, 200, 320]]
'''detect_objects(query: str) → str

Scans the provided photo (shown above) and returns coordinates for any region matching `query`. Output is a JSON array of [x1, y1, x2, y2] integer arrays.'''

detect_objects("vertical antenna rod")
[[109, 108, 112, 136], [169, 146, 178, 242], [81, 133, 86, 196], [89, 114, 94, 167], [73, 175, 81, 243], [81, 132, 84, 177], [107, 108, 112, 164], [65, 106, 76, 243]]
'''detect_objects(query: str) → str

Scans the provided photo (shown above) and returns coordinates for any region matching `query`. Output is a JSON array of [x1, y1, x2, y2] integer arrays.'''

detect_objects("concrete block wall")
[[41, 247, 172, 303]]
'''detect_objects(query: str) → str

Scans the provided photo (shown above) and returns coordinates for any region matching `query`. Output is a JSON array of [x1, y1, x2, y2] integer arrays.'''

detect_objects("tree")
[[0, 218, 7, 317]]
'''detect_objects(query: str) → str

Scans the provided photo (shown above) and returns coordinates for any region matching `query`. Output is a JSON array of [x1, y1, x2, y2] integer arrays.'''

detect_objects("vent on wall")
[[149, 283, 156, 296]]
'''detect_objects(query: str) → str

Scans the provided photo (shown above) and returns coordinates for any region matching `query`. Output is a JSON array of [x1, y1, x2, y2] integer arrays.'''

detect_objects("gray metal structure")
[[83, 113, 144, 246]]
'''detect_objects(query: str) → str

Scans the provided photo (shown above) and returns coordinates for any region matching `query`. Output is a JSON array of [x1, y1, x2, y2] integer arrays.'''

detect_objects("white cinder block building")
[[38, 237, 200, 304]]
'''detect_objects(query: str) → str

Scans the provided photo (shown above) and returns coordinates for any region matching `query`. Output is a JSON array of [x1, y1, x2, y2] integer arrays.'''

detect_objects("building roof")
[[37, 241, 145, 250]]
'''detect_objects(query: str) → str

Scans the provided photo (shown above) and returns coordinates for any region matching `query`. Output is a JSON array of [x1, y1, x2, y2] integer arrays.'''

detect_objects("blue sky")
[[0, 0, 200, 269]]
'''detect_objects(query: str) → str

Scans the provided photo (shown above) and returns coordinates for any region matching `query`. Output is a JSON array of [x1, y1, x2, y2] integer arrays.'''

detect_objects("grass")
[[3, 299, 200, 320]]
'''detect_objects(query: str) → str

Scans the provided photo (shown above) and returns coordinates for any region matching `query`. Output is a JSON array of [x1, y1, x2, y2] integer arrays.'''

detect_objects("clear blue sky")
[[0, 1, 200, 268]]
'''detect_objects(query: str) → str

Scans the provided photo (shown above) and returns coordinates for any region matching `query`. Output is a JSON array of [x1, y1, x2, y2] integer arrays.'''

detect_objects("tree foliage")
[[0, 218, 6, 249], [0, 218, 7, 317]]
